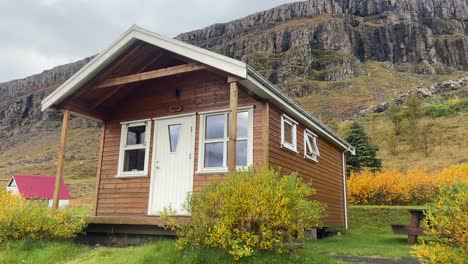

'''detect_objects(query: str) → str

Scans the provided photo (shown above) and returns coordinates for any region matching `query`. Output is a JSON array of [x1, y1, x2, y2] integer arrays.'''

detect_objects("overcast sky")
[[0, 0, 299, 83]]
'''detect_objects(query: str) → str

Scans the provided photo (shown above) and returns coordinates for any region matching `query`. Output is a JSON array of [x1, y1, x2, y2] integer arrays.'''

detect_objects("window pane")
[[204, 142, 224, 167], [123, 149, 145, 172], [306, 135, 313, 155], [168, 124, 182, 152], [309, 135, 319, 154], [237, 112, 248, 138], [127, 125, 146, 145], [284, 122, 293, 144], [205, 115, 225, 139], [236, 140, 248, 167]]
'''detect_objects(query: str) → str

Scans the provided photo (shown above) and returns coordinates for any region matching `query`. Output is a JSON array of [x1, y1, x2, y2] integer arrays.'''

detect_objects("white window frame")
[[281, 114, 298, 153], [304, 128, 320, 162], [197, 106, 254, 173], [116, 119, 152, 178]]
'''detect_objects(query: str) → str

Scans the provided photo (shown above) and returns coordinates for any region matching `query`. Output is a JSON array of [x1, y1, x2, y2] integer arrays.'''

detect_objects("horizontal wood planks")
[[94, 66, 346, 228], [96, 70, 264, 216], [268, 105, 346, 227]]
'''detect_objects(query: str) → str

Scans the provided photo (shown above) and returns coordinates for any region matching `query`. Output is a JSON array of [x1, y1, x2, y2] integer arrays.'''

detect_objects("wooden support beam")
[[262, 101, 270, 165], [90, 53, 164, 109], [228, 81, 238, 171], [52, 109, 70, 209], [94, 63, 207, 89], [67, 42, 146, 100], [227, 75, 243, 83], [58, 100, 107, 121], [93, 124, 106, 216]]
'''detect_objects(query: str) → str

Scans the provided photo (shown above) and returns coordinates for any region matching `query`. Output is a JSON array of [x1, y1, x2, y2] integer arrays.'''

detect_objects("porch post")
[[228, 80, 238, 171], [93, 124, 106, 216], [262, 101, 270, 165], [52, 109, 70, 209]]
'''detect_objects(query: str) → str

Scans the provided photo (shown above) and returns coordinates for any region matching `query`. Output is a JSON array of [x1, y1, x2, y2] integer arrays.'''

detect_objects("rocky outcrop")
[[360, 76, 468, 115], [0, 57, 95, 143], [0, 0, 467, 145], [176, 0, 468, 86]]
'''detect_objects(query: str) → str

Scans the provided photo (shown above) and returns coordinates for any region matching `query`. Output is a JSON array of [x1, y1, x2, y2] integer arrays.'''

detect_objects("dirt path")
[[332, 254, 419, 264]]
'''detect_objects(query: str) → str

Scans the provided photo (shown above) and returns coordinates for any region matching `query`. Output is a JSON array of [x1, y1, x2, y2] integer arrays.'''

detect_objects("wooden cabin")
[[41, 25, 355, 234]]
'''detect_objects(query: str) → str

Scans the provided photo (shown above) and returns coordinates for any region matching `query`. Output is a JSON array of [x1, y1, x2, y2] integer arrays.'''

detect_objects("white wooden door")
[[149, 114, 195, 215]]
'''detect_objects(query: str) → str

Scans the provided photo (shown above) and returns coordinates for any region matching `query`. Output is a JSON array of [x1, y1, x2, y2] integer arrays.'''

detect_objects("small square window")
[[117, 120, 151, 177], [205, 114, 225, 139], [304, 129, 320, 162], [204, 142, 224, 168], [281, 114, 297, 152], [126, 125, 146, 145], [123, 149, 146, 171]]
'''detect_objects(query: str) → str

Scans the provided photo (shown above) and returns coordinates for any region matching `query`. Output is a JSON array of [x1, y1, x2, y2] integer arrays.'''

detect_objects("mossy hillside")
[[295, 61, 465, 117], [0, 127, 99, 206], [341, 107, 468, 171]]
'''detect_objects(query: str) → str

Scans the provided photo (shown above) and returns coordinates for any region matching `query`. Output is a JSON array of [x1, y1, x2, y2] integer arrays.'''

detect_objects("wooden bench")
[[391, 209, 425, 244]]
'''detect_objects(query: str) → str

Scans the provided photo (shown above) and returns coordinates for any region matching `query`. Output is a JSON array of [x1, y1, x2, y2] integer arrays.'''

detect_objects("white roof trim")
[[41, 25, 247, 111], [40, 25, 353, 153]]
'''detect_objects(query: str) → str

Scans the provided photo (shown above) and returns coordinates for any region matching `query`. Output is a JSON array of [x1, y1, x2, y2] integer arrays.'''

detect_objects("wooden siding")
[[95, 68, 346, 227], [268, 105, 346, 227], [96, 70, 264, 216]]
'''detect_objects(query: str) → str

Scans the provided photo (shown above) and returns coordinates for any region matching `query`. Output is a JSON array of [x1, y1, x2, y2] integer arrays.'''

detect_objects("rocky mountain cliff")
[[0, 57, 94, 149], [1, 0, 467, 145], [177, 0, 468, 85]]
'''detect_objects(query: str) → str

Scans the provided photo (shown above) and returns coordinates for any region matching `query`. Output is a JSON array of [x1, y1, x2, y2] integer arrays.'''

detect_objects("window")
[[198, 107, 253, 173], [117, 120, 151, 177], [304, 129, 320, 162], [168, 124, 182, 152], [281, 114, 297, 152]]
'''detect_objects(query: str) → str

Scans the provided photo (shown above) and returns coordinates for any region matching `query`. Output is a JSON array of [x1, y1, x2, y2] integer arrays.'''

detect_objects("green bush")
[[175, 167, 325, 260], [0, 190, 87, 242], [424, 103, 455, 117], [413, 181, 468, 263]]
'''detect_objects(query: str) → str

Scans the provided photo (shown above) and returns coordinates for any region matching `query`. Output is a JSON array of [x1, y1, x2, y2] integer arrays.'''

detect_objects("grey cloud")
[[0, 0, 297, 82]]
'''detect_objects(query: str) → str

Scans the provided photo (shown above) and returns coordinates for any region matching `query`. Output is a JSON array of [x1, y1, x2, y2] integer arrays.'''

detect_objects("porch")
[[85, 215, 190, 237]]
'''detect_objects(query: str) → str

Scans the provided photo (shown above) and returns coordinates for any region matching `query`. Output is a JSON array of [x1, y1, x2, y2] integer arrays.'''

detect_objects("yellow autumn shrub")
[[347, 164, 468, 205], [0, 190, 87, 242], [413, 182, 468, 263], [176, 167, 325, 260]]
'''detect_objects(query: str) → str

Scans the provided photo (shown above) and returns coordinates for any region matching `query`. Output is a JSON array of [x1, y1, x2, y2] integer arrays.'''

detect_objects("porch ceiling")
[[57, 40, 218, 120]]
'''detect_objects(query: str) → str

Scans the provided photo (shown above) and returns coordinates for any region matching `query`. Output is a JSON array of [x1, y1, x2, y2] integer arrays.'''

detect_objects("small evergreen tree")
[[345, 121, 382, 175]]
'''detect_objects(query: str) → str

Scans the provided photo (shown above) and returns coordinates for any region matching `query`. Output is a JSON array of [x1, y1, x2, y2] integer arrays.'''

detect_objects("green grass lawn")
[[0, 206, 420, 264]]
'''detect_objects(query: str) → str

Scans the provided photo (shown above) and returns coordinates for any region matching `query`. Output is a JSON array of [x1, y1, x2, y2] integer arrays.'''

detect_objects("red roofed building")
[[6, 174, 71, 208]]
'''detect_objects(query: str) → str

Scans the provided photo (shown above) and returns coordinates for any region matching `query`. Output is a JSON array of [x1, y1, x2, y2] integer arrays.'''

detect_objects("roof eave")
[[41, 25, 247, 111]]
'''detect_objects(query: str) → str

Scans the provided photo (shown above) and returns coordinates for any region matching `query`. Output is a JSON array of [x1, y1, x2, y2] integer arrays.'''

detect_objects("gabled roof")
[[10, 174, 72, 200], [41, 25, 354, 154]]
